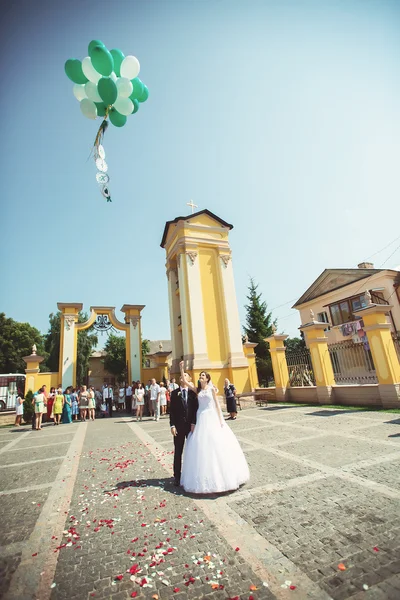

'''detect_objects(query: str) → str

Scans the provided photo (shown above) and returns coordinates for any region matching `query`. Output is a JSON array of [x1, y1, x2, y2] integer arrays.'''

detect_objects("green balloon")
[[131, 99, 139, 114], [109, 108, 127, 127], [95, 102, 107, 117], [110, 49, 125, 77], [138, 84, 149, 103], [88, 39, 105, 54], [98, 77, 118, 106], [64, 59, 88, 84], [129, 78, 144, 100], [90, 45, 114, 76]]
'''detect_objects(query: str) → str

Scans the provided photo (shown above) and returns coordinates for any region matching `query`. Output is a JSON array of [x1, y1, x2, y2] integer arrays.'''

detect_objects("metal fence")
[[286, 349, 316, 386], [328, 340, 378, 385]]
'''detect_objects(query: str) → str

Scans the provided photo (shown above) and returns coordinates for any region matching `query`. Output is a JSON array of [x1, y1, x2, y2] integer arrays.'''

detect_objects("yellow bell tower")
[[161, 209, 256, 392]]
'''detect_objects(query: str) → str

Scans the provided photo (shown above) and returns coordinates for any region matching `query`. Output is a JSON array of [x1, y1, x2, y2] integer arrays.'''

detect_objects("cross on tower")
[[186, 199, 198, 214]]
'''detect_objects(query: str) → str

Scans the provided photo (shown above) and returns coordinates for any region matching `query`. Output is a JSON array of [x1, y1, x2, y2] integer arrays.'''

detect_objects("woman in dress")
[[15, 392, 24, 426], [159, 382, 167, 416], [88, 386, 96, 421], [71, 389, 79, 421], [53, 388, 64, 425], [118, 386, 125, 412], [62, 387, 73, 424], [79, 385, 89, 421], [134, 382, 145, 421], [224, 378, 237, 420], [179, 362, 249, 494], [32, 388, 46, 430], [47, 387, 56, 424]]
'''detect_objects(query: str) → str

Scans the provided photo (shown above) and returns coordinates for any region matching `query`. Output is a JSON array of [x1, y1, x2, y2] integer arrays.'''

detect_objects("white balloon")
[[110, 71, 117, 83], [85, 81, 102, 103], [82, 56, 101, 83], [120, 55, 140, 79], [80, 98, 97, 120], [73, 84, 87, 101], [116, 77, 133, 98], [113, 96, 133, 116]]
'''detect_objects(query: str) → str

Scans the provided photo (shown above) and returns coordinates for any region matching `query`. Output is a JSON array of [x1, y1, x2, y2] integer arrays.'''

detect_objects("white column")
[[177, 252, 192, 362], [167, 269, 180, 364], [61, 316, 76, 389], [129, 317, 141, 382], [184, 251, 209, 368], [218, 255, 248, 367]]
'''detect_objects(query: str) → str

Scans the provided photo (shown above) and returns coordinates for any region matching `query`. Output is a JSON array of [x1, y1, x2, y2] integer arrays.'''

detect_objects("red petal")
[[173, 588, 180, 593], [235, 547, 240, 551], [32, 553, 38, 557], [373, 546, 379, 552], [290, 585, 297, 590]]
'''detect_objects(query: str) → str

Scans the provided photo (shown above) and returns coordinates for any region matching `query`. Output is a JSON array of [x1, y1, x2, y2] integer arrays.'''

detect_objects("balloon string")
[[93, 106, 110, 152]]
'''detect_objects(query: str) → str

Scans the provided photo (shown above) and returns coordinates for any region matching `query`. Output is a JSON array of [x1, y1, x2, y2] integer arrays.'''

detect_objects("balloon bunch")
[[65, 39, 149, 201]]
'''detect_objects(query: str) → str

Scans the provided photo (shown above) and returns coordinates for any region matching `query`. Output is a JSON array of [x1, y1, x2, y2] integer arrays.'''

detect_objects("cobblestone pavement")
[[1, 404, 400, 600]]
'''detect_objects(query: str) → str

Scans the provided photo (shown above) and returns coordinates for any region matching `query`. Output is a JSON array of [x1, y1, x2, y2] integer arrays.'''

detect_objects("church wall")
[[199, 248, 228, 363]]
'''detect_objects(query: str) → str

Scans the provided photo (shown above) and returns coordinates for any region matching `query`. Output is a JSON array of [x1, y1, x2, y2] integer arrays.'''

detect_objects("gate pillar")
[[121, 305, 145, 383], [354, 303, 400, 408]]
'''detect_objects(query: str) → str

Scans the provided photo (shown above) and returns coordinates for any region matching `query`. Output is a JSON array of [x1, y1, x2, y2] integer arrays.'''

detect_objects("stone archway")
[[57, 303, 145, 389]]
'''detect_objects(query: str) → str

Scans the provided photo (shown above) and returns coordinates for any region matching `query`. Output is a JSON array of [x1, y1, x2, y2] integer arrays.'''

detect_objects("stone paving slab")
[[0, 488, 51, 546], [236, 425, 320, 446], [1, 458, 63, 491], [347, 423, 400, 441], [347, 460, 400, 488], [2, 404, 400, 600], [274, 435, 389, 468], [240, 449, 318, 489], [0, 445, 68, 465]]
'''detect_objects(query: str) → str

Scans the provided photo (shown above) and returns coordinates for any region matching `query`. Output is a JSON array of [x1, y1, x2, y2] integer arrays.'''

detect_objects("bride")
[[179, 361, 249, 494]]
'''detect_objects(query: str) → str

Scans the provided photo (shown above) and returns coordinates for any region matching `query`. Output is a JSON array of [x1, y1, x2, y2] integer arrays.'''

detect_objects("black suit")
[[169, 386, 198, 484]]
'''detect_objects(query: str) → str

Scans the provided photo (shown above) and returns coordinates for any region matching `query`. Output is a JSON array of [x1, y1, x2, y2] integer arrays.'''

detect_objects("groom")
[[169, 372, 198, 486]]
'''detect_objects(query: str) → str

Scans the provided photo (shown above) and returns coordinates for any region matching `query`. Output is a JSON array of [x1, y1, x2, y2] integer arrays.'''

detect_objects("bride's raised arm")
[[179, 361, 197, 393]]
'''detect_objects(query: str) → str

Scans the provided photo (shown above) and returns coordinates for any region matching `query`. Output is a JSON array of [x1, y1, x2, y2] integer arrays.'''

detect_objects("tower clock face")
[[95, 158, 108, 173]]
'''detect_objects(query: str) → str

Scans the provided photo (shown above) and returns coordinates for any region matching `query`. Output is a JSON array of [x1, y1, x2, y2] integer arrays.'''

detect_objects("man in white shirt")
[[168, 378, 179, 392], [149, 378, 161, 421], [103, 383, 114, 417]]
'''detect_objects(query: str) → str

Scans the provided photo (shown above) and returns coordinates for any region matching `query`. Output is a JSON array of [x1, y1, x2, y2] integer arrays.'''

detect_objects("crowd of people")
[[15, 377, 238, 429]]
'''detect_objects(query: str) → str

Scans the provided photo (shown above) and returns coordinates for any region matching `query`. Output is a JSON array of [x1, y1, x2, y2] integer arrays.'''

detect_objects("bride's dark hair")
[[197, 371, 211, 393]]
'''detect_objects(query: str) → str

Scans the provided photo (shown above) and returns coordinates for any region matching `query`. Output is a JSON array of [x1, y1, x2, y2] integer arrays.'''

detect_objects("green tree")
[[103, 334, 126, 383], [141, 338, 150, 367], [23, 390, 34, 424], [243, 278, 276, 386], [43, 312, 98, 385], [0, 313, 48, 373], [284, 335, 306, 352]]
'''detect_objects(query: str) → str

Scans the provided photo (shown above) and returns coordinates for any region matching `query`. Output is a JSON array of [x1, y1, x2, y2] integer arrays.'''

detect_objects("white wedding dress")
[[180, 385, 250, 494]]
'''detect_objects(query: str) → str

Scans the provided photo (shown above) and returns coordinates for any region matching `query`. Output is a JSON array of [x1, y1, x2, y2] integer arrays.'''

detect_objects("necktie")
[[182, 388, 187, 404]]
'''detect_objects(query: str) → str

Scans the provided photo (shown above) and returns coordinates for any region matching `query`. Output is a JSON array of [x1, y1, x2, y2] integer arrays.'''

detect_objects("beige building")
[[293, 262, 400, 344]]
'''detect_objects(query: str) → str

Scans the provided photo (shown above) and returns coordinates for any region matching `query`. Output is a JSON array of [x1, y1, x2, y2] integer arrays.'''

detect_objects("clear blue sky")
[[2, 0, 400, 346]]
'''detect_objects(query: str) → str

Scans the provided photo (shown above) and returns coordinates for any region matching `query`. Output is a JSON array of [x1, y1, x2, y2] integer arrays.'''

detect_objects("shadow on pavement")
[[259, 405, 308, 411], [388, 433, 400, 438], [304, 409, 376, 417], [385, 418, 400, 425], [110, 477, 239, 500]]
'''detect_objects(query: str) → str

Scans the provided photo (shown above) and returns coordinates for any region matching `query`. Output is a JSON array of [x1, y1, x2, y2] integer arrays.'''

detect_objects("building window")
[[317, 312, 329, 323], [329, 293, 371, 326]]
